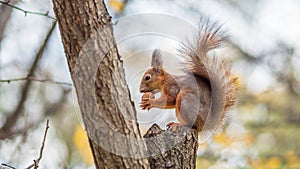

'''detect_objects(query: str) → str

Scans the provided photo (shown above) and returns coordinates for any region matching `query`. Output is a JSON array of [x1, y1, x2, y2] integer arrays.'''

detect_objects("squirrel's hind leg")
[[165, 92, 190, 131], [176, 91, 200, 127]]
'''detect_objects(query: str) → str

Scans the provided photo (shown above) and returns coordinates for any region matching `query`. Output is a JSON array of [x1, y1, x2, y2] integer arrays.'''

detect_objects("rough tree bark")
[[144, 125, 198, 169], [52, 0, 198, 168], [52, 0, 149, 168]]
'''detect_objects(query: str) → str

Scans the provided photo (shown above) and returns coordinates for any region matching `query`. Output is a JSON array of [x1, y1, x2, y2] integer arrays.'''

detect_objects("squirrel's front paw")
[[140, 98, 152, 110], [140, 92, 154, 110]]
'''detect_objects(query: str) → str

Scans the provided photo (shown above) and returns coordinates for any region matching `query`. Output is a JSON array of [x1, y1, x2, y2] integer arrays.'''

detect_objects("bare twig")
[[1, 120, 50, 169], [0, 76, 72, 87], [25, 119, 50, 169], [0, 0, 56, 20], [0, 163, 16, 169], [33, 160, 37, 169]]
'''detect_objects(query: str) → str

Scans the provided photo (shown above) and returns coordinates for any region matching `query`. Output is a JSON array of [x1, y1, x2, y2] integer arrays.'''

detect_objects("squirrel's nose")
[[140, 85, 147, 93], [140, 88, 145, 93]]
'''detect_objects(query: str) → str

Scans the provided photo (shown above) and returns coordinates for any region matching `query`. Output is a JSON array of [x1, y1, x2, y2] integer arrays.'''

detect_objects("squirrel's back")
[[178, 16, 238, 141]]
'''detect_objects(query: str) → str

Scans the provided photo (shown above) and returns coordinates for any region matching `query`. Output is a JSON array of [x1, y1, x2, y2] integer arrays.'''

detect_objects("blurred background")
[[0, 0, 300, 168]]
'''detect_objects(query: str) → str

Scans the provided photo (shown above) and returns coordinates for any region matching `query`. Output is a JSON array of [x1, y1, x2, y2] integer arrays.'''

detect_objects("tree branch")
[[0, 0, 56, 20], [144, 124, 198, 169], [52, 0, 150, 167], [0, 76, 72, 87], [0, 21, 57, 139], [25, 119, 50, 169], [0, 120, 49, 169], [0, 163, 16, 169]]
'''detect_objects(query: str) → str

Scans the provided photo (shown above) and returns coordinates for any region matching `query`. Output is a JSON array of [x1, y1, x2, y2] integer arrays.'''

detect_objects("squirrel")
[[139, 17, 238, 141]]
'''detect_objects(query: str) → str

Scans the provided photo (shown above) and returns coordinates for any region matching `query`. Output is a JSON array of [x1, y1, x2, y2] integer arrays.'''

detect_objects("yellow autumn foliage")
[[73, 125, 94, 165], [109, 0, 125, 12], [265, 157, 281, 169], [250, 157, 282, 169], [213, 132, 233, 146], [249, 158, 264, 169], [285, 151, 300, 168], [243, 133, 255, 146], [196, 158, 210, 169]]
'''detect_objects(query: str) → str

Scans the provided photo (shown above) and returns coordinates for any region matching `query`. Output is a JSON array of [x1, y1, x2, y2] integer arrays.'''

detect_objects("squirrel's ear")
[[151, 49, 163, 71]]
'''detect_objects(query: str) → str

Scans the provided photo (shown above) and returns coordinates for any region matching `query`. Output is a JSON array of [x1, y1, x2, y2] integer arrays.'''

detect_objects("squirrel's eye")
[[145, 74, 151, 81]]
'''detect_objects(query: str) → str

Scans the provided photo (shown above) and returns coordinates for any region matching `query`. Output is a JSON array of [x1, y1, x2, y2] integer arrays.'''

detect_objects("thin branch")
[[0, 163, 16, 169], [25, 119, 50, 169], [0, 21, 57, 139], [0, 0, 56, 20], [1, 120, 50, 169], [33, 160, 38, 169], [0, 76, 72, 87]]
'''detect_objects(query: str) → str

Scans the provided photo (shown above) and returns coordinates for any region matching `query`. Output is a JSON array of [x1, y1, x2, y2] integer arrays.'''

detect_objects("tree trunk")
[[144, 124, 198, 169], [52, 0, 198, 168], [52, 0, 149, 168]]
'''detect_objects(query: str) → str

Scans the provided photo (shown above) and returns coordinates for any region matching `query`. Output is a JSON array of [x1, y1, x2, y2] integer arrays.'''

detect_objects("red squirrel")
[[139, 17, 238, 140]]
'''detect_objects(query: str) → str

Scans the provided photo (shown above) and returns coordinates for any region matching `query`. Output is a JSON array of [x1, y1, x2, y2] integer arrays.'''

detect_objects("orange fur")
[[139, 17, 238, 140]]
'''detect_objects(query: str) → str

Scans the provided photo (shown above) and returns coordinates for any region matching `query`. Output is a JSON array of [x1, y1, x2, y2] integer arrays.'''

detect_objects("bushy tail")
[[178, 16, 238, 142]]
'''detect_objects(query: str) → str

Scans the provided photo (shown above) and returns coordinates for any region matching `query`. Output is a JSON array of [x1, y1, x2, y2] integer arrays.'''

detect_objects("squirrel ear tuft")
[[151, 49, 163, 72]]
